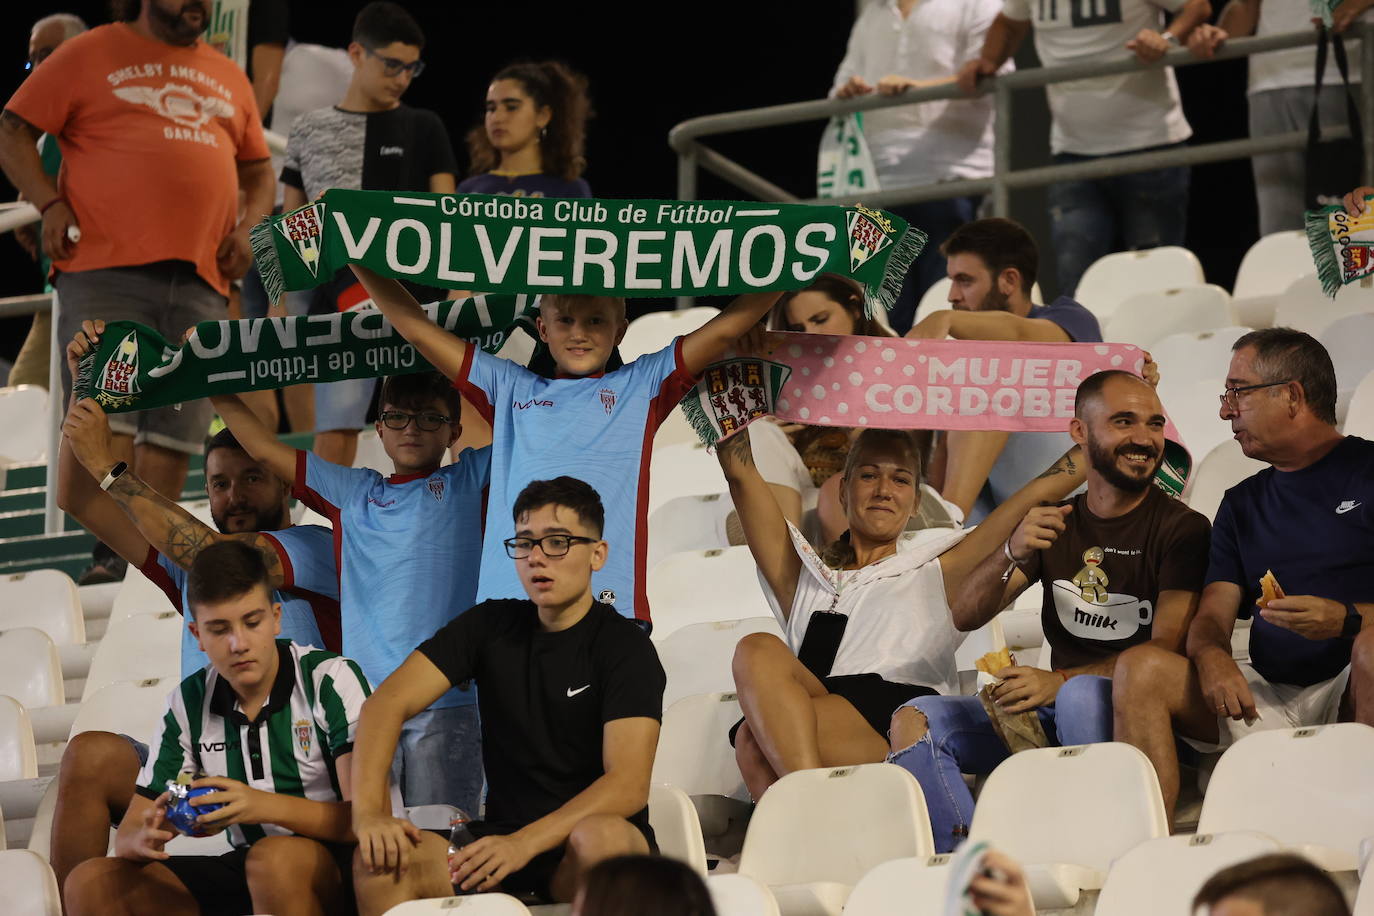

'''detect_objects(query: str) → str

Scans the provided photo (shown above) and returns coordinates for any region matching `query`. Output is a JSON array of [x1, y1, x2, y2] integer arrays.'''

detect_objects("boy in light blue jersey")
[[353, 265, 781, 628], [212, 372, 490, 813]]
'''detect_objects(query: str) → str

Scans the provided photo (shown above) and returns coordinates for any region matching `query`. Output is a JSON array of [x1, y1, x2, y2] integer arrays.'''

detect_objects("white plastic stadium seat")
[[738, 763, 933, 916], [954, 618, 1006, 695], [647, 546, 773, 640], [657, 617, 784, 710], [1318, 313, 1374, 423], [1155, 376, 1231, 468], [0, 385, 48, 464], [380, 894, 531, 915], [0, 849, 62, 916], [967, 743, 1168, 909], [352, 428, 392, 474], [620, 306, 720, 363], [0, 696, 39, 781], [1148, 326, 1252, 389], [406, 804, 463, 831], [110, 565, 178, 621], [653, 405, 702, 452], [1346, 369, 1374, 439], [708, 873, 782, 916], [0, 627, 63, 709], [1184, 440, 1267, 523], [648, 441, 728, 513], [1102, 285, 1236, 351], [652, 692, 749, 801], [1196, 723, 1374, 870], [82, 611, 183, 702], [842, 856, 955, 916], [1075, 246, 1205, 325], [1095, 832, 1282, 916], [0, 569, 86, 646], [648, 783, 708, 875], [914, 277, 952, 324], [647, 491, 736, 571], [1231, 231, 1310, 328], [69, 678, 178, 746], [1273, 272, 1372, 338]]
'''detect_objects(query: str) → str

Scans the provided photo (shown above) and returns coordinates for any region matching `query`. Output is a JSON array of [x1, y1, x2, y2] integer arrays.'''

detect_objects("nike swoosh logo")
[[566, 685, 591, 698], [1337, 502, 1362, 514]]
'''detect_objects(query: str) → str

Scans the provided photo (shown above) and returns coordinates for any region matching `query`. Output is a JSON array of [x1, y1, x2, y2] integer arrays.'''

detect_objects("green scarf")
[[1305, 196, 1374, 296], [250, 191, 925, 315], [74, 296, 538, 413]]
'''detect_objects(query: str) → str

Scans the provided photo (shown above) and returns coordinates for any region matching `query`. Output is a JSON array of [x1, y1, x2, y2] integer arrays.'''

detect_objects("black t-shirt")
[[1207, 436, 1374, 686], [1026, 486, 1211, 669], [281, 104, 459, 199], [417, 600, 665, 833]]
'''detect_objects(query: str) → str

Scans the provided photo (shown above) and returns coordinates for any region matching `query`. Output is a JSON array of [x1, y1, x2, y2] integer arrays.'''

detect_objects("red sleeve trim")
[[292, 449, 338, 519], [139, 547, 185, 614], [453, 345, 496, 425], [648, 337, 699, 432], [259, 532, 296, 589]]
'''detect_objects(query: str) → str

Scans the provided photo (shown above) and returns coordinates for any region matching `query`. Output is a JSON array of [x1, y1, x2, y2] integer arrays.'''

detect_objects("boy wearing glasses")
[[278, 0, 456, 467], [348, 477, 665, 911], [210, 373, 490, 815]]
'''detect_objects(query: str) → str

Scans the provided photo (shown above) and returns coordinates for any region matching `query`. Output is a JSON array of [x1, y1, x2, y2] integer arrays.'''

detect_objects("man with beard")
[[50, 320, 339, 903], [1115, 329, 1374, 825], [0, 0, 274, 564], [905, 218, 1103, 522], [886, 370, 1209, 853]]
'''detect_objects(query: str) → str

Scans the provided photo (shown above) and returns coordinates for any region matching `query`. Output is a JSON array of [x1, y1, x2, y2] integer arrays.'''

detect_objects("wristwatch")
[[98, 461, 128, 491], [1342, 602, 1363, 638], [1163, 32, 1180, 46]]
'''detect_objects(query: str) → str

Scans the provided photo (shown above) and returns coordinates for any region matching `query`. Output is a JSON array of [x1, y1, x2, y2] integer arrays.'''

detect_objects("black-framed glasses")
[[363, 46, 425, 78], [1219, 380, 1291, 411], [379, 409, 451, 431], [503, 534, 598, 559]]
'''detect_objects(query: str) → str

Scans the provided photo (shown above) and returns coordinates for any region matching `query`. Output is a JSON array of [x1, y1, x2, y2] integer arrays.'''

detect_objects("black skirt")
[[729, 673, 936, 746]]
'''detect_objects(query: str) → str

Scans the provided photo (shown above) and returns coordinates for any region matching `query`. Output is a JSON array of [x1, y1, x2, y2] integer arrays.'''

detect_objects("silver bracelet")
[[1000, 538, 1026, 583]]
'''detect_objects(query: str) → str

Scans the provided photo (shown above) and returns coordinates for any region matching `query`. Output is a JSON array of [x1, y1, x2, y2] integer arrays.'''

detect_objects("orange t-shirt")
[[6, 23, 270, 296]]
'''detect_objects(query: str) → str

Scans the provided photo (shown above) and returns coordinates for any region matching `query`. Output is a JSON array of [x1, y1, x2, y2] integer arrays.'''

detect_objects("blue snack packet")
[[165, 779, 225, 837]]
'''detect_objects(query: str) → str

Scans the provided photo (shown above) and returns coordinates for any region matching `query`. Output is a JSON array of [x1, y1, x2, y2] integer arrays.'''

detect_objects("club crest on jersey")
[[95, 331, 142, 408], [294, 718, 312, 755], [599, 388, 617, 415], [428, 478, 445, 501], [847, 205, 895, 273], [276, 203, 327, 278], [599, 589, 616, 605]]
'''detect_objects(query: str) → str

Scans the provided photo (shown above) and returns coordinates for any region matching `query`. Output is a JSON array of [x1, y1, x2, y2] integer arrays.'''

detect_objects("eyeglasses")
[[364, 46, 425, 78], [379, 410, 451, 431], [503, 534, 598, 559], [1219, 380, 1291, 411]]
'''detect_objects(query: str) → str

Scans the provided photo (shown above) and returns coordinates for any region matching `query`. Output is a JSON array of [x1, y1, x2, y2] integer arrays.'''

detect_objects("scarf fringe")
[[250, 219, 286, 304], [867, 225, 928, 317], [74, 348, 97, 401], [1306, 207, 1344, 298], [678, 395, 723, 449]]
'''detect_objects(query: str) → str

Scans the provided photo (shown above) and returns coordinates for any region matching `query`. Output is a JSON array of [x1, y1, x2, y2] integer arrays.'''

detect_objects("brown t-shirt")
[[1022, 485, 1211, 669]]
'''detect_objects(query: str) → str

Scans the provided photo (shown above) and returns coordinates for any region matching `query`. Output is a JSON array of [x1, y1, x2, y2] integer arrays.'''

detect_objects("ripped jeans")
[[889, 675, 1113, 853]]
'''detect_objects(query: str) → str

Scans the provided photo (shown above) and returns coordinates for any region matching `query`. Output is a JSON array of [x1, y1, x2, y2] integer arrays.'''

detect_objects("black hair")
[[379, 372, 461, 422], [204, 426, 246, 462], [1192, 853, 1349, 916], [1074, 369, 1152, 417], [577, 856, 717, 916], [512, 476, 604, 537], [467, 60, 592, 182], [1232, 328, 1338, 426], [940, 217, 1039, 296], [353, 1, 425, 50], [187, 541, 272, 618]]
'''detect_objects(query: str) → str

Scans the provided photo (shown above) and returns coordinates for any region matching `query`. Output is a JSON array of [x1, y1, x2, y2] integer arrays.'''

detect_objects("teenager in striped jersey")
[[64, 541, 381, 916]]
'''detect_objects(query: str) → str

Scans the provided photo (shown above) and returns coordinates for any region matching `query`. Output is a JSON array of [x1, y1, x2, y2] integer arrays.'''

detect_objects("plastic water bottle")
[[447, 809, 477, 894]]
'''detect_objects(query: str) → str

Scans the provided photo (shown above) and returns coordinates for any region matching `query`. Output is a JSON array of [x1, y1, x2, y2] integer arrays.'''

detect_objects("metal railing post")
[[992, 81, 1013, 217], [676, 147, 698, 310], [43, 290, 62, 535], [1363, 20, 1374, 185]]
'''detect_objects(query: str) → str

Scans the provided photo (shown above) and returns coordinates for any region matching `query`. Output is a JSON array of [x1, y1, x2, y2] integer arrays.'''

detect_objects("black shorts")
[[162, 841, 354, 916], [461, 819, 657, 904], [729, 674, 936, 746]]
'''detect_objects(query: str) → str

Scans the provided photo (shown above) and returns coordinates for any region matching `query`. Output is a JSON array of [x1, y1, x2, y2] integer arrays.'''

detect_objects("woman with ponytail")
[[718, 422, 1088, 802], [459, 60, 593, 198]]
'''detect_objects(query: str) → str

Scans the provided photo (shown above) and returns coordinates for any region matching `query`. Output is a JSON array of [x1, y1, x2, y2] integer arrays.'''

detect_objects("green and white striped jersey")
[[137, 640, 371, 848]]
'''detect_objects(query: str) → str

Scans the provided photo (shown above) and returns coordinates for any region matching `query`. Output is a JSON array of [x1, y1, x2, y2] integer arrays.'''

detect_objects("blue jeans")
[[1047, 145, 1190, 298], [891, 675, 1113, 853], [391, 704, 484, 814], [887, 195, 982, 334]]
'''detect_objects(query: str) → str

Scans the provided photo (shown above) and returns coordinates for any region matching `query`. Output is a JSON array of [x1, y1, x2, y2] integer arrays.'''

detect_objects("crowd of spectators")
[[1, 0, 1371, 913]]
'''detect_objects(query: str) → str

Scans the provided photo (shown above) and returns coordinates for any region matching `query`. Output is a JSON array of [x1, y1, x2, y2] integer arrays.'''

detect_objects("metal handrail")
[[670, 25, 1374, 214]]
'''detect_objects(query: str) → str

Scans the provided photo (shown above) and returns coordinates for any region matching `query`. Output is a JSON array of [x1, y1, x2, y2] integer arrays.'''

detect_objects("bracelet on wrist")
[[38, 196, 66, 217], [1003, 539, 1028, 566]]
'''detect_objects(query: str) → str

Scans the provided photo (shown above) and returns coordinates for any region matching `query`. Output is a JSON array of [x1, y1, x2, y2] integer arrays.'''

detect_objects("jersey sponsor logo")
[[566, 684, 591, 697], [379, 145, 404, 156], [599, 388, 618, 415], [113, 82, 236, 130], [428, 479, 445, 502], [199, 740, 228, 753], [368, 496, 397, 508], [1337, 500, 1362, 514], [295, 718, 313, 755], [1051, 580, 1153, 641], [513, 398, 555, 410], [599, 588, 616, 605]]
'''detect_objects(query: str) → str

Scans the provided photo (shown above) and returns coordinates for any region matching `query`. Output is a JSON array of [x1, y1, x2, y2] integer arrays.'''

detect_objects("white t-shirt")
[[832, 0, 1009, 186], [268, 42, 353, 206], [1249, 1, 1363, 95], [763, 521, 967, 694], [1003, 0, 1192, 156]]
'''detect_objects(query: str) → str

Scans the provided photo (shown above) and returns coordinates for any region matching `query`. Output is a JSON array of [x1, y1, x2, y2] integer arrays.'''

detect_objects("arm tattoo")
[[231, 534, 286, 583], [166, 520, 217, 568], [1036, 452, 1077, 479], [718, 428, 755, 467], [107, 472, 153, 502]]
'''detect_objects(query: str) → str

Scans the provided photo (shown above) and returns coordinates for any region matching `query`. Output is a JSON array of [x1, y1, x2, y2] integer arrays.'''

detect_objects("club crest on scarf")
[[276, 202, 327, 279], [94, 331, 143, 409], [294, 718, 312, 755], [847, 205, 895, 273], [428, 478, 445, 502], [697, 359, 788, 439]]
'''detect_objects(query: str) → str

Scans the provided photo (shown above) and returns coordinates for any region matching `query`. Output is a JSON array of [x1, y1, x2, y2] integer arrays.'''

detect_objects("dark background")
[[0, 0, 1254, 361]]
